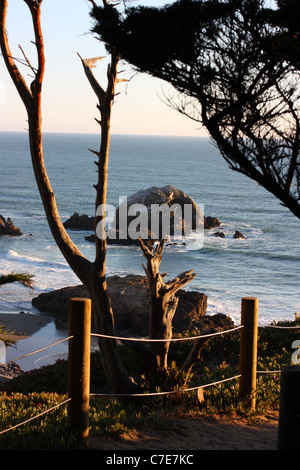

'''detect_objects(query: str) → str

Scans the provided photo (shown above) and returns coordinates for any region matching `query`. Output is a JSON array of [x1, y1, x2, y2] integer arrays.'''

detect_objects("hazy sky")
[[0, 0, 206, 137]]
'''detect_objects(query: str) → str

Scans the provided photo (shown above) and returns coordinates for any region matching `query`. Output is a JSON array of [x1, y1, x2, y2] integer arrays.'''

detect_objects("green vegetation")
[[0, 317, 299, 450], [0, 272, 34, 289], [0, 325, 16, 348], [0, 272, 34, 346]]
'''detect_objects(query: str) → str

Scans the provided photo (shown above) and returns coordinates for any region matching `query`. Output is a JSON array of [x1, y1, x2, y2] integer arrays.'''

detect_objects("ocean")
[[0, 131, 299, 369]]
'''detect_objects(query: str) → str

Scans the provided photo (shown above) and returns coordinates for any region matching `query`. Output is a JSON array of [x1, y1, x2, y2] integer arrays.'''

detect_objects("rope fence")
[[1, 296, 300, 447], [7, 336, 73, 363], [4, 324, 298, 365], [90, 375, 242, 398], [259, 324, 300, 329], [90, 325, 243, 342]]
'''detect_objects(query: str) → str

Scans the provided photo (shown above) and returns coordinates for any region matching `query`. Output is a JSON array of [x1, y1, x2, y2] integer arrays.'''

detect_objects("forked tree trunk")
[[137, 238, 216, 388], [139, 238, 196, 369]]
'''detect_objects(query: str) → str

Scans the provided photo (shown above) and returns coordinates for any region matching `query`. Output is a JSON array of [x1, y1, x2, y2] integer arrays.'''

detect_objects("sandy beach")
[[0, 311, 70, 372], [0, 311, 55, 341]]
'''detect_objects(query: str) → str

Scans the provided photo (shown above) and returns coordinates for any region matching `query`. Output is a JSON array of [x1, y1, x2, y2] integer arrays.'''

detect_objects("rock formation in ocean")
[[0, 215, 22, 236], [30, 274, 234, 336], [214, 231, 225, 238], [110, 185, 204, 240], [63, 212, 94, 230], [204, 216, 221, 229], [63, 185, 221, 245], [233, 230, 245, 239]]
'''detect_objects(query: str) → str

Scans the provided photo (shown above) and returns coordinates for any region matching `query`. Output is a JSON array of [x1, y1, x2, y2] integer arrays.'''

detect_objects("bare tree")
[[0, 0, 213, 398], [112, 238, 215, 392], [91, 0, 300, 219], [139, 238, 196, 370]]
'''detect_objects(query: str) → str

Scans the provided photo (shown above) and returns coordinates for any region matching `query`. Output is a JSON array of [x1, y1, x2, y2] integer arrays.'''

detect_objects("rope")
[[91, 325, 243, 343], [90, 374, 241, 398], [0, 398, 71, 436], [7, 336, 73, 363], [257, 370, 281, 374], [4, 325, 243, 368], [259, 324, 300, 329]]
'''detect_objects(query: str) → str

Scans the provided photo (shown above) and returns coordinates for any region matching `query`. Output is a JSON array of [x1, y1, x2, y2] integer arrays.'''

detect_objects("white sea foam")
[[6, 249, 68, 269], [7, 250, 46, 264]]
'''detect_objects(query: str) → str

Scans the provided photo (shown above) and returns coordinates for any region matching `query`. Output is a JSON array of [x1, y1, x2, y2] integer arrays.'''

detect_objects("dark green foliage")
[[0, 352, 108, 394], [91, 0, 230, 71], [90, 0, 300, 220], [267, 0, 300, 68], [2, 318, 298, 399], [0, 392, 82, 450], [258, 318, 300, 362], [273, 0, 300, 35], [0, 272, 34, 289], [90, 0, 266, 80], [90, 3, 122, 53]]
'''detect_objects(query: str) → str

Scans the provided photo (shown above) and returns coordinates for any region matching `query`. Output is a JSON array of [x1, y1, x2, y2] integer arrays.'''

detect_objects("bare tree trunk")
[[138, 238, 216, 393], [139, 238, 196, 370], [77, 41, 139, 397], [0, 0, 139, 398], [87, 272, 138, 397]]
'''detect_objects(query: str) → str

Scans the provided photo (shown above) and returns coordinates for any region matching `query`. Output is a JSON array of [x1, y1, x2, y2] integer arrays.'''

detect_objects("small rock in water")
[[233, 230, 245, 239], [214, 231, 225, 238], [0, 215, 22, 236]]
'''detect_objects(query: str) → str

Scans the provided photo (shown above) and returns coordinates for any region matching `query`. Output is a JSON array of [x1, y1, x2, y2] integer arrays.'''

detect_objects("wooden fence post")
[[277, 365, 300, 450], [239, 297, 258, 411], [68, 298, 91, 446]]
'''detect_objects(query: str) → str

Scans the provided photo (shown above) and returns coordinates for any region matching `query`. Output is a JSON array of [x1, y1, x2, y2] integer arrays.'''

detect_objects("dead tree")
[[137, 238, 216, 390], [139, 239, 195, 370], [0, 0, 138, 398]]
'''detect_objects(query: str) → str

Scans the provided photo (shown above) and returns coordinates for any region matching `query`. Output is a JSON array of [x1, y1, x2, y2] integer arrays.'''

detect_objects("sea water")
[[0, 131, 299, 368]]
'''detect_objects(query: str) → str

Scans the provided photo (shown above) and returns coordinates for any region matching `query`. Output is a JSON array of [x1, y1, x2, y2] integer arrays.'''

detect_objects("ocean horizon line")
[[0, 130, 208, 139]]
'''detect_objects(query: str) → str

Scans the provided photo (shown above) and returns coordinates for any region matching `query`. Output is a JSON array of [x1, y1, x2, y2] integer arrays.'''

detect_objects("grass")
[[0, 316, 299, 450]]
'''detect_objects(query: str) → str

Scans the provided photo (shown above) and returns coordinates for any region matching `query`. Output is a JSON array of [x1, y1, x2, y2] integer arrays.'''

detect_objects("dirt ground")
[[89, 411, 279, 451]]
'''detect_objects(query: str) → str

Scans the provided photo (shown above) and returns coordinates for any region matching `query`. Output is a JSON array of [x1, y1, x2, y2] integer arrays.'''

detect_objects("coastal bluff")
[[32, 274, 233, 336]]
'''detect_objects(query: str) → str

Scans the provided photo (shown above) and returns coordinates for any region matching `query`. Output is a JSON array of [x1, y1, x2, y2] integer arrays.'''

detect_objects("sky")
[[0, 0, 207, 137]]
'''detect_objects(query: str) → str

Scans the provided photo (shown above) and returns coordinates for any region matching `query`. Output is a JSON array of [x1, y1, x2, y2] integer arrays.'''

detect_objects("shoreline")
[[0, 311, 55, 342], [0, 307, 297, 344], [0, 308, 298, 373], [0, 312, 67, 372]]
